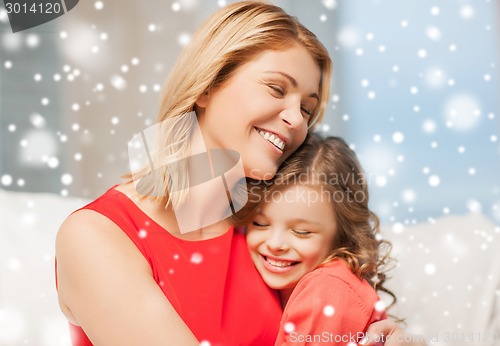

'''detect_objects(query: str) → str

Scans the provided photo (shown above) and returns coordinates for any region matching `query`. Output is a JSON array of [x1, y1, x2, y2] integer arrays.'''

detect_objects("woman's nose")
[[280, 102, 305, 129]]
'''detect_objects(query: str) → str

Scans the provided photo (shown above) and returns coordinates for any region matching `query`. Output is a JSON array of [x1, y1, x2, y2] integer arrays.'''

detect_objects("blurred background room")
[[1, 0, 499, 224], [1, 0, 499, 345]]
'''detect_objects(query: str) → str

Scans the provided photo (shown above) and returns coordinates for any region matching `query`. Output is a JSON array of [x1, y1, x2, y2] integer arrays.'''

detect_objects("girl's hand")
[[360, 320, 427, 346]]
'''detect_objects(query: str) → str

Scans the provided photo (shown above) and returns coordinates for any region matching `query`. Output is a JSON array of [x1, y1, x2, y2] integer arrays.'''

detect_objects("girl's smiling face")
[[196, 44, 321, 180], [246, 184, 337, 293]]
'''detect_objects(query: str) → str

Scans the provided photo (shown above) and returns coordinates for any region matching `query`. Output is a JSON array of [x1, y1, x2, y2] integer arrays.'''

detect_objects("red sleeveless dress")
[[56, 185, 282, 346]]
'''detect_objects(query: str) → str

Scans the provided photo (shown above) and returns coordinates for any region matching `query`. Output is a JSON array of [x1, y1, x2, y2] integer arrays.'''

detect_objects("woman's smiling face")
[[196, 43, 321, 180], [246, 185, 337, 292]]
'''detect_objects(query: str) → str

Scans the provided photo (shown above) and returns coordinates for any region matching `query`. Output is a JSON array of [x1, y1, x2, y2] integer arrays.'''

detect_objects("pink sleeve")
[[276, 270, 382, 346]]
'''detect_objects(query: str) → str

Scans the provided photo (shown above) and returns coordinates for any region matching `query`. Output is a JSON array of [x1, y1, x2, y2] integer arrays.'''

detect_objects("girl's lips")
[[260, 255, 298, 274]]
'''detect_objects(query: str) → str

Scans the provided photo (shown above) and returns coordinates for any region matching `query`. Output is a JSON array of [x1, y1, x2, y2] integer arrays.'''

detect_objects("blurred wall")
[[1, 0, 499, 225]]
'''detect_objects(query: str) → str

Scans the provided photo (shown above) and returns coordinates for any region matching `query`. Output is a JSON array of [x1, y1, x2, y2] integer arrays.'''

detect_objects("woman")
[[55, 1, 425, 345], [56, 2, 328, 344]]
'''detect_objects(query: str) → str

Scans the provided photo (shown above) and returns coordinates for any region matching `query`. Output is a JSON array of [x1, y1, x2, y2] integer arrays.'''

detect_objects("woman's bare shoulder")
[[56, 204, 152, 278], [55, 197, 198, 344], [55, 207, 153, 307], [56, 182, 143, 248], [57, 206, 139, 253]]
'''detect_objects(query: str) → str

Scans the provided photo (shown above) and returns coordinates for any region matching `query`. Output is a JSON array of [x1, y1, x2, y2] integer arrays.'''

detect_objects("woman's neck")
[[167, 122, 246, 236], [117, 182, 233, 241]]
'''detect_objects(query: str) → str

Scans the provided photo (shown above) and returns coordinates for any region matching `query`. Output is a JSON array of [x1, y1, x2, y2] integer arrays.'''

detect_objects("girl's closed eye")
[[252, 220, 269, 228], [291, 229, 312, 237]]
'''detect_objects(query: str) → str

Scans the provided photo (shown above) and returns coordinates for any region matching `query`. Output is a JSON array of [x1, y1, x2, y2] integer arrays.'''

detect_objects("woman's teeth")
[[258, 129, 285, 151]]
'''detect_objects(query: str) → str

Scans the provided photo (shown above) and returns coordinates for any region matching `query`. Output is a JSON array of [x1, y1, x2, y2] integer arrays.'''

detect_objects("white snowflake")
[[172, 2, 181, 12], [375, 175, 387, 187], [428, 175, 440, 187], [424, 67, 446, 89], [430, 6, 440, 16], [392, 132, 404, 144], [392, 222, 404, 234], [417, 49, 427, 59], [30, 114, 46, 128], [422, 119, 437, 134], [466, 199, 482, 213], [374, 300, 386, 312], [26, 34, 40, 48], [111, 75, 127, 90], [424, 263, 437, 275], [426, 26, 442, 41], [284, 322, 295, 334], [61, 174, 73, 186], [402, 189, 416, 204], [1, 174, 13, 186], [178, 33, 191, 46], [94, 1, 104, 10], [190, 252, 203, 264], [322, 0, 337, 10], [460, 5, 475, 20], [323, 305, 335, 316]]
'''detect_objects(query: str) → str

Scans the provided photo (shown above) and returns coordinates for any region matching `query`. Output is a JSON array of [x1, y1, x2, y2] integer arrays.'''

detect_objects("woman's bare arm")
[[56, 210, 199, 346]]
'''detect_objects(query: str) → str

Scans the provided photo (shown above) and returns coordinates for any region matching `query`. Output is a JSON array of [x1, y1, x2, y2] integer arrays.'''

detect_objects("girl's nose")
[[265, 230, 289, 253]]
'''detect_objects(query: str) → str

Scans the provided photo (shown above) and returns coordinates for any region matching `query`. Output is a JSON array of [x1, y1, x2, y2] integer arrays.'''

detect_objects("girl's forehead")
[[261, 184, 332, 209]]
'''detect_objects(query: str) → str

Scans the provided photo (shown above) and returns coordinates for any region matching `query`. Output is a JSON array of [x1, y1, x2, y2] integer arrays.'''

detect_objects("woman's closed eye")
[[267, 82, 313, 118], [300, 106, 312, 118], [268, 84, 285, 97]]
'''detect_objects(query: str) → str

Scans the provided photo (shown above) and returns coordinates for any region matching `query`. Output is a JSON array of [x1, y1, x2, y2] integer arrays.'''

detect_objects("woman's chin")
[[245, 164, 280, 181], [246, 167, 278, 180]]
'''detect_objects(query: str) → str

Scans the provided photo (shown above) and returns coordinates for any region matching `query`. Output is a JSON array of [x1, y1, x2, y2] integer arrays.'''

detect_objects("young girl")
[[246, 133, 395, 345]]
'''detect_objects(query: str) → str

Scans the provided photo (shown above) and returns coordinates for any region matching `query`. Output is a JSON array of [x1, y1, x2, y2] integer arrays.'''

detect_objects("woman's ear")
[[196, 91, 209, 108]]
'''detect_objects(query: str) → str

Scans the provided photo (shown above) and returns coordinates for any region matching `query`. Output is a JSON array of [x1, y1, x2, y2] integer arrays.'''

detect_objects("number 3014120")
[[5, 2, 62, 14]]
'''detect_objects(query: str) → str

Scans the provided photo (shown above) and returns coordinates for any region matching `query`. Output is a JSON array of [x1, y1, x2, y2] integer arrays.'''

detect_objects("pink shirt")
[[276, 260, 387, 346]]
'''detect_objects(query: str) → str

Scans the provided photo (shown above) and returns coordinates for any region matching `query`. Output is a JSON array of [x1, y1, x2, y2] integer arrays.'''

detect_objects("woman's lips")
[[255, 127, 285, 156]]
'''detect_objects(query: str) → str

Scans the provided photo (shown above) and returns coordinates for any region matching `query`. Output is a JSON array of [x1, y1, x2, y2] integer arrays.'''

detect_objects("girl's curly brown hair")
[[235, 133, 397, 310]]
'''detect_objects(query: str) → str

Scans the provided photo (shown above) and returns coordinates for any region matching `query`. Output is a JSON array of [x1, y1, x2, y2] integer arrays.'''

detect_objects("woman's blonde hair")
[[123, 1, 332, 209], [246, 133, 397, 307]]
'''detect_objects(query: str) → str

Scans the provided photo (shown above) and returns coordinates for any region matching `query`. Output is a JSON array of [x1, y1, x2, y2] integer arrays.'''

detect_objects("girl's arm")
[[361, 320, 428, 346], [56, 210, 199, 346], [276, 269, 382, 346]]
